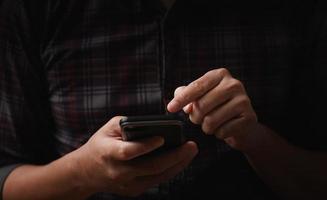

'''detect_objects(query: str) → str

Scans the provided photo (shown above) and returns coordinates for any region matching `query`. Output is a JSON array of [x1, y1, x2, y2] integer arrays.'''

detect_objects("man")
[[0, 0, 326, 199]]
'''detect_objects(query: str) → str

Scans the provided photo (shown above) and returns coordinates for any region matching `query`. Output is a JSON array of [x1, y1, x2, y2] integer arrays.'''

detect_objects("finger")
[[173, 86, 193, 114], [118, 150, 195, 198], [201, 95, 250, 134], [131, 141, 198, 177], [190, 78, 243, 124], [110, 136, 165, 161], [99, 116, 125, 137], [136, 142, 197, 185], [167, 68, 230, 113], [183, 103, 193, 114], [215, 113, 257, 140]]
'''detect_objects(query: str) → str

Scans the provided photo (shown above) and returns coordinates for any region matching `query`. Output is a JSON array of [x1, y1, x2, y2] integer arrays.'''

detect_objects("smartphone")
[[119, 114, 185, 149]]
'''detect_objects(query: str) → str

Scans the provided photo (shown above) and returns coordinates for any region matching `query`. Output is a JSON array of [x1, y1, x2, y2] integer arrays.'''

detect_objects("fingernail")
[[183, 104, 193, 114], [183, 105, 189, 113]]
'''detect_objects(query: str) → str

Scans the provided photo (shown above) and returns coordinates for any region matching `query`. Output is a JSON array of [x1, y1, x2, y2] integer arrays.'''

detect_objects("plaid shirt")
[[1, 1, 327, 199]]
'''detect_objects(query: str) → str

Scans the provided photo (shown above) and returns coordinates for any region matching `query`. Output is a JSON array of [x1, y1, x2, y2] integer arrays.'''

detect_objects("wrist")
[[227, 123, 269, 153], [239, 123, 287, 156], [59, 146, 98, 197]]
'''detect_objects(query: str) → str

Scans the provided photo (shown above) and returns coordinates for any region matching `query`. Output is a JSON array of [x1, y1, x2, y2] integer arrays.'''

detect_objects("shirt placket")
[[157, 2, 180, 197]]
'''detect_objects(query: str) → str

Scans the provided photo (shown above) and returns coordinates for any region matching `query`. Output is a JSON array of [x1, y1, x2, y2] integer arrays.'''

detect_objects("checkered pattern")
[[1, 1, 326, 200]]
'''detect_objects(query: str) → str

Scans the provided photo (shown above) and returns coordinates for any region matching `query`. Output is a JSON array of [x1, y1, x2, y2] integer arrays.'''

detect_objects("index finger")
[[110, 136, 165, 161], [132, 141, 198, 177], [167, 68, 229, 113]]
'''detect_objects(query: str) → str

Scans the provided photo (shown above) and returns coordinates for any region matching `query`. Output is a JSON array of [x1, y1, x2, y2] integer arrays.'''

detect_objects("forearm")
[[244, 124, 327, 200], [3, 148, 94, 200]]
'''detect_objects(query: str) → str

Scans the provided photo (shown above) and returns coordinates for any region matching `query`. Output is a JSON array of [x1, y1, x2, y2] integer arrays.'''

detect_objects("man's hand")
[[167, 68, 258, 151], [2, 116, 198, 200], [75, 116, 198, 197]]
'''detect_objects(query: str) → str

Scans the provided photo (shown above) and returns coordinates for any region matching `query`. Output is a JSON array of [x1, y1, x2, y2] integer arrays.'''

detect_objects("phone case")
[[120, 114, 185, 148]]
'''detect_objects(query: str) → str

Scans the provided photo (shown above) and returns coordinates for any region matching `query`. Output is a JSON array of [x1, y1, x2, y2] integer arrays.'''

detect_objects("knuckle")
[[196, 100, 205, 111], [202, 123, 211, 134], [203, 116, 215, 133], [238, 96, 251, 108], [216, 127, 226, 139], [205, 69, 218, 77], [192, 104, 205, 120], [190, 80, 206, 93], [108, 170, 122, 182], [205, 115, 215, 127], [174, 86, 185, 97], [189, 113, 202, 125], [99, 151, 110, 163], [196, 100, 207, 115], [174, 94, 188, 106], [218, 68, 230, 76], [116, 146, 130, 160], [225, 79, 243, 93], [231, 78, 242, 89]]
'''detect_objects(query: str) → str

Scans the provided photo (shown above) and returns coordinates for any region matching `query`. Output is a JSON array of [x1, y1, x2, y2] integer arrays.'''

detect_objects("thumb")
[[99, 116, 125, 137]]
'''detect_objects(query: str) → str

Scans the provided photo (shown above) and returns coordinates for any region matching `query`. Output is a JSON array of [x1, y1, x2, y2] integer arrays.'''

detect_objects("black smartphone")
[[119, 114, 185, 149]]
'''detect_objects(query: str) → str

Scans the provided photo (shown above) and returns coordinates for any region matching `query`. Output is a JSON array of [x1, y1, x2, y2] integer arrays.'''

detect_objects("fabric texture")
[[0, 0, 326, 199], [0, 164, 21, 200]]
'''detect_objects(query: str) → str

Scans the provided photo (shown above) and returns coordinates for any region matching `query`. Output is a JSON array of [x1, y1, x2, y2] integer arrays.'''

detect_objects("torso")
[[39, 1, 310, 199]]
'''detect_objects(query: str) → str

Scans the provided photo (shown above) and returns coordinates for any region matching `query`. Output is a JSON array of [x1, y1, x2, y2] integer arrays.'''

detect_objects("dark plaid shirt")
[[1, 1, 327, 200]]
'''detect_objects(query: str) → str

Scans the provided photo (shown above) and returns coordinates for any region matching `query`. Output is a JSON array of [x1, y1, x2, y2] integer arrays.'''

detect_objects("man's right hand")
[[75, 116, 198, 197]]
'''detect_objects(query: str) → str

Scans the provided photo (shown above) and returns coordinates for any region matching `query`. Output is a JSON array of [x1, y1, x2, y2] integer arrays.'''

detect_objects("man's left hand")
[[167, 68, 259, 151]]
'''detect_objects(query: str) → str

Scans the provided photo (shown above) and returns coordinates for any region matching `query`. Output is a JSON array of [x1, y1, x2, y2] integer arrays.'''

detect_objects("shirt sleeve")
[[0, 0, 56, 198], [285, 0, 327, 150], [0, 164, 21, 200]]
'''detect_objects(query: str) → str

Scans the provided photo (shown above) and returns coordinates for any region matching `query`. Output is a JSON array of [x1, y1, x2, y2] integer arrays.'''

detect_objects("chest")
[[41, 2, 300, 150]]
